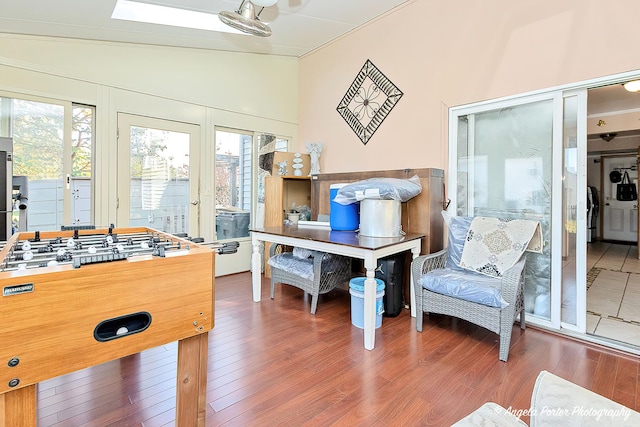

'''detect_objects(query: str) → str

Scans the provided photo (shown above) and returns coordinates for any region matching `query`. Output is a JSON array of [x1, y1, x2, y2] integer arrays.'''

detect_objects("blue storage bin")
[[349, 277, 385, 329], [330, 184, 359, 231]]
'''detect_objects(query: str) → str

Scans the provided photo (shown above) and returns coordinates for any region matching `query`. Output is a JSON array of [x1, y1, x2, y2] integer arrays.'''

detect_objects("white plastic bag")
[[333, 175, 422, 205]]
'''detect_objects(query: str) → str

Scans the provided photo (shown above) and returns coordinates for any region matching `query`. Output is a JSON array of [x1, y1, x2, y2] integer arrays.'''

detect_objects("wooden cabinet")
[[264, 175, 312, 227]]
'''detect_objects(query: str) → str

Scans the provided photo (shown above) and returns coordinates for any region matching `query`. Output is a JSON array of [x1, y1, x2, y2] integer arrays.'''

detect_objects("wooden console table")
[[251, 225, 424, 350]]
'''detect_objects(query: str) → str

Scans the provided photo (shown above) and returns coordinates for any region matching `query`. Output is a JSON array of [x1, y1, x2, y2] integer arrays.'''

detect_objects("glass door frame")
[[448, 89, 588, 333], [116, 113, 201, 236], [562, 89, 588, 333]]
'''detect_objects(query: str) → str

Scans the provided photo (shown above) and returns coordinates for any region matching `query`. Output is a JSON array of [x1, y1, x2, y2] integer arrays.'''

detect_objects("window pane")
[[0, 98, 11, 137], [11, 99, 65, 231], [71, 105, 93, 178], [213, 130, 288, 239], [71, 105, 94, 226], [215, 129, 252, 239], [562, 95, 578, 326], [457, 100, 553, 320], [129, 126, 190, 234]]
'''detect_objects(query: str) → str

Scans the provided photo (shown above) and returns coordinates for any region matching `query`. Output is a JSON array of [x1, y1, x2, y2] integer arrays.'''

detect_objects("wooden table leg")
[[1, 384, 37, 427], [176, 332, 209, 427]]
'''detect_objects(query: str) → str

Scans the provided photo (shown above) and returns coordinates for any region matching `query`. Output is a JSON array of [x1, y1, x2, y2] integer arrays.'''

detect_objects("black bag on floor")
[[375, 253, 405, 317], [616, 171, 637, 201]]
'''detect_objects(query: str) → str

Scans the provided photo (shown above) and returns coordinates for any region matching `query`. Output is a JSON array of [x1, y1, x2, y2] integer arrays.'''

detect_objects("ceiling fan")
[[218, 0, 278, 37]]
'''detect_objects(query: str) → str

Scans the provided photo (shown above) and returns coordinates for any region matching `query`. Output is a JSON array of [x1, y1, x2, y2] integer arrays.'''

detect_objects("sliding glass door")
[[450, 89, 587, 331]]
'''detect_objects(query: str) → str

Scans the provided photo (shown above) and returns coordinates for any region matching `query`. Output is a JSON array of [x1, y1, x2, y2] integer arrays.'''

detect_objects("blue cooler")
[[349, 277, 385, 329], [330, 184, 359, 231]]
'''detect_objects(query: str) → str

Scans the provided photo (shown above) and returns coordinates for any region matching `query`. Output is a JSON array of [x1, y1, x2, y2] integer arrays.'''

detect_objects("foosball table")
[[0, 226, 215, 426]]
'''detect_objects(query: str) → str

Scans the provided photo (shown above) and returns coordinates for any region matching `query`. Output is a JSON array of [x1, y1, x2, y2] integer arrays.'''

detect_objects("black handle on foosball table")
[[217, 241, 239, 255]]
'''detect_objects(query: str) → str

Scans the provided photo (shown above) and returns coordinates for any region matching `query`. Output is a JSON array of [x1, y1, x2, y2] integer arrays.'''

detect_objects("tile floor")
[[587, 241, 640, 348]]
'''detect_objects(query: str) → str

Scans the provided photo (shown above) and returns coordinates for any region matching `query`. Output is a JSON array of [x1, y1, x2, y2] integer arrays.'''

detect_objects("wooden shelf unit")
[[265, 175, 312, 227], [263, 175, 311, 276]]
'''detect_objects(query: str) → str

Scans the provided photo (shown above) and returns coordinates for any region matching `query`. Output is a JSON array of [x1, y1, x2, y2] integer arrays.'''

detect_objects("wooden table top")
[[251, 225, 424, 250]]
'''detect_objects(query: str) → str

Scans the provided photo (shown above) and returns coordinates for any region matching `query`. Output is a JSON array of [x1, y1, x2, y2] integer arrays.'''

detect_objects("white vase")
[[287, 212, 300, 225]]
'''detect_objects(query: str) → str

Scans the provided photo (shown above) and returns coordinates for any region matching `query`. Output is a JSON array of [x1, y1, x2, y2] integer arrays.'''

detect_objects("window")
[[0, 96, 94, 232], [214, 129, 288, 239]]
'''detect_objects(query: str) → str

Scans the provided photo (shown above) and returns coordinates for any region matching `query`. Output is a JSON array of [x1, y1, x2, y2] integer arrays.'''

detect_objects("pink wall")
[[298, 0, 640, 174]]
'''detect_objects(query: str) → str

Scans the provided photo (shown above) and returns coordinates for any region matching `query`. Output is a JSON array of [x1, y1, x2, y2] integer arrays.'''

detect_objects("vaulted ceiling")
[[0, 0, 411, 57], [2, 0, 639, 129]]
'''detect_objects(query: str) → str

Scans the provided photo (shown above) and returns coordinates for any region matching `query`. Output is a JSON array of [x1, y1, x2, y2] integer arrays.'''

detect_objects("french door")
[[116, 113, 201, 237], [0, 96, 95, 232], [449, 89, 587, 332]]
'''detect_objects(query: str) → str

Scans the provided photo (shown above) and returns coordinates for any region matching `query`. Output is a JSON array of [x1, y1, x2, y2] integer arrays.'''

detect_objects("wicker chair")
[[411, 216, 527, 362], [268, 244, 351, 314]]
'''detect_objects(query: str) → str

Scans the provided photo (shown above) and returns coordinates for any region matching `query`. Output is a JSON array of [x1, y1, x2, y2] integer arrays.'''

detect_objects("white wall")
[[0, 34, 298, 122]]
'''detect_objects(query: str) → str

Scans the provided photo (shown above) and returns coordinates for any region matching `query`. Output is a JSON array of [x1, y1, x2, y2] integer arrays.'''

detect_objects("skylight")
[[111, 0, 245, 35]]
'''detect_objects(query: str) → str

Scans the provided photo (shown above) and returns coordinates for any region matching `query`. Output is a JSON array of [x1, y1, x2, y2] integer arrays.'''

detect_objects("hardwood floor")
[[36, 272, 640, 426]]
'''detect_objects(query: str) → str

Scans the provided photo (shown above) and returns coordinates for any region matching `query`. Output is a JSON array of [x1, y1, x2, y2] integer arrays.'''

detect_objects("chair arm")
[[310, 250, 351, 292], [269, 242, 280, 257], [411, 249, 448, 288], [308, 249, 332, 265], [499, 255, 527, 305]]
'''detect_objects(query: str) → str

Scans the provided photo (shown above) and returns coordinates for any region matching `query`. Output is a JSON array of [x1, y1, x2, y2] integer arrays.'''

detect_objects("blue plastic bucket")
[[349, 277, 385, 329], [330, 184, 359, 231]]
